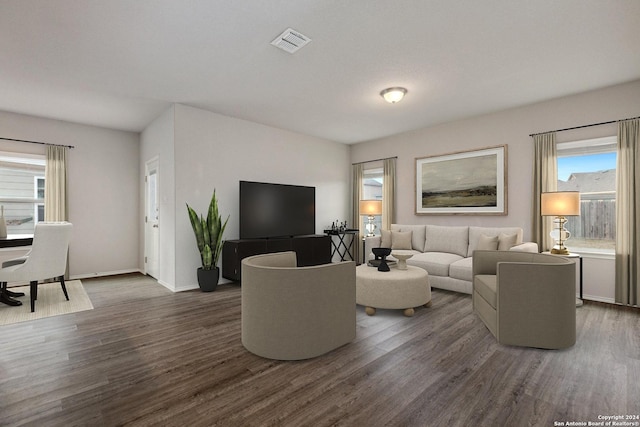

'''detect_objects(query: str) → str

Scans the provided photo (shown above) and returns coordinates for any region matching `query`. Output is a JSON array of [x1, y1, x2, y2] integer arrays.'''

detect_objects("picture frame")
[[415, 145, 507, 215]]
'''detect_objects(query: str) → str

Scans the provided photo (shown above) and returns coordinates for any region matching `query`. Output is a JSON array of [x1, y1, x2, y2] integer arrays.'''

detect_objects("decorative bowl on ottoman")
[[371, 247, 392, 272], [391, 250, 414, 270]]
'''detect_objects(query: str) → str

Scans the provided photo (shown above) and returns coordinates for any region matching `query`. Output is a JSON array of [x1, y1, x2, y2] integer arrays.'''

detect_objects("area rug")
[[0, 280, 93, 326]]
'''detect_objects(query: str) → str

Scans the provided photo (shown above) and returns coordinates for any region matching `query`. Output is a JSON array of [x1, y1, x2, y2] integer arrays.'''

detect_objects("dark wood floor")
[[0, 274, 638, 427]]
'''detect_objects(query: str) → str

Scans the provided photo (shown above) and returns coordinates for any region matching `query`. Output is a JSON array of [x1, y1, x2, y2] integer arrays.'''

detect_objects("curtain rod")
[[529, 115, 640, 137], [0, 136, 75, 149], [352, 156, 397, 165]]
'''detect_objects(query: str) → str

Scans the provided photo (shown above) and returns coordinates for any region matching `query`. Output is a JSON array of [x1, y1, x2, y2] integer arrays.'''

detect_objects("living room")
[[3, 80, 636, 299], [1, 1, 639, 425], [1, 2, 638, 301]]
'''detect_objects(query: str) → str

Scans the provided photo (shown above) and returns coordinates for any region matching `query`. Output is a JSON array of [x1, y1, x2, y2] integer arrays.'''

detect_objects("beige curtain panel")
[[45, 145, 70, 279], [351, 163, 364, 264], [45, 145, 69, 222], [532, 132, 557, 252], [382, 158, 396, 231], [615, 118, 639, 306]]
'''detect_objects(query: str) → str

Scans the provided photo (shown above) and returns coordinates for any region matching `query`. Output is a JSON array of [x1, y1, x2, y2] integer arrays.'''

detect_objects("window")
[[362, 167, 383, 235], [557, 136, 616, 253], [35, 176, 45, 222], [0, 152, 46, 234]]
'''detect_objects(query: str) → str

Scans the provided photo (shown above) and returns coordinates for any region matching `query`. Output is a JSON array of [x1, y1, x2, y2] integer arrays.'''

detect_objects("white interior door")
[[145, 158, 159, 279]]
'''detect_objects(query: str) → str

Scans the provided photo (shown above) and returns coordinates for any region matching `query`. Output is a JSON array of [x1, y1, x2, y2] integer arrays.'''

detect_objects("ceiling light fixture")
[[380, 87, 407, 104]]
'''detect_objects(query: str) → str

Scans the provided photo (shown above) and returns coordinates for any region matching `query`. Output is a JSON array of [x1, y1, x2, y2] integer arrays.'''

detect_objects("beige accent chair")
[[472, 250, 576, 349], [241, 251, 356, 360]]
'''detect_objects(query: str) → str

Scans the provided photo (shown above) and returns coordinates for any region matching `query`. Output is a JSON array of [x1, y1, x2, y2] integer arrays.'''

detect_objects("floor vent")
[[270, 28, 311, 54]]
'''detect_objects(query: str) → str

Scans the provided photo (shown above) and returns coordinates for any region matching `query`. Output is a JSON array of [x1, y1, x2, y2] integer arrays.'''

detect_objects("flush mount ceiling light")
[[380, 87, 407, 104]]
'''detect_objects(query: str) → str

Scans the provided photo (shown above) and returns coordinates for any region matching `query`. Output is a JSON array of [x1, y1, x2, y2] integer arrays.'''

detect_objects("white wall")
[[140, 106, 176, 289], [0, 110, 140, 278], [172, 104, 350, 291], [350, 79, 640, 303]]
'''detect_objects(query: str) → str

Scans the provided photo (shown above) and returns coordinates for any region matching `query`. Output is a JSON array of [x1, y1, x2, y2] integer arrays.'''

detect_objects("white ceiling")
[[1, 0, 639, 144]]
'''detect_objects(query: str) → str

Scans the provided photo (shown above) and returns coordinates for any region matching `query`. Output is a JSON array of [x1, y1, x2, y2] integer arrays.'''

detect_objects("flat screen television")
[[239, 181, 316, 239]]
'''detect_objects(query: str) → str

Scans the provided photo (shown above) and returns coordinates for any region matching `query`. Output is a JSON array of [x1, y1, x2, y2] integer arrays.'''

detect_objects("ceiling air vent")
[[270, 28, 311, 54]]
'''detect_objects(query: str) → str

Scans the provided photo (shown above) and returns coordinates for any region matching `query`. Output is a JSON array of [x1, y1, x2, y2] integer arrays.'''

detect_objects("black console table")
[[324, 229, 358, 262], [222, 235, 331, 282]]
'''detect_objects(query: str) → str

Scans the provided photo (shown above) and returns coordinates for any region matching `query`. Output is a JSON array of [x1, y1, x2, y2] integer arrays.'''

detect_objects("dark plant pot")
[[197, 267, 219, 292]]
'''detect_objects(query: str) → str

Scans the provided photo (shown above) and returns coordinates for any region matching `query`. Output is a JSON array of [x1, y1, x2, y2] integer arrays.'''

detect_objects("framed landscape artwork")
[[415, 145, 507, 215]]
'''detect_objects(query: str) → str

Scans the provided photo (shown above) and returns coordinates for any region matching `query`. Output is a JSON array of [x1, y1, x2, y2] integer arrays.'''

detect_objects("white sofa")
[[364, 224, 538, 294]]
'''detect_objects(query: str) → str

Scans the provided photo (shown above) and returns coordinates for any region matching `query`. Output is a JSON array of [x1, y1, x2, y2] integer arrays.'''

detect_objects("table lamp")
[[541, 191, 581, 255], [359, 200, 382, 237]]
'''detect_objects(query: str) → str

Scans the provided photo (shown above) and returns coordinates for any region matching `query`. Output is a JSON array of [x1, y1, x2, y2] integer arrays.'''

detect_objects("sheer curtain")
[[45, 145, 68, 222], [351, 163, 364, 264], [45, 145, 69, 278], [532, 132, 557, 252], [615, 118, 639, 306], [382, 158, 396, 231]]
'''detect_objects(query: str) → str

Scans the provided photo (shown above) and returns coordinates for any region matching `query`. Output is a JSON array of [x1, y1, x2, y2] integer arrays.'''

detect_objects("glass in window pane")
[[558, 151, 616, 252], [362, 169, 383, 200], [1, 201, 37, 234], [0, 154, 45, 235], [148, 171, 158, 221], [1, 167, 42, 199], [37, 177, 45, 199]]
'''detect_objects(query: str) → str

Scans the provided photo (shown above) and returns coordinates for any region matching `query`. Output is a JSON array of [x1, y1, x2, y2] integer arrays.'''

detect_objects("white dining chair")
[[0, 222, 73, 312]]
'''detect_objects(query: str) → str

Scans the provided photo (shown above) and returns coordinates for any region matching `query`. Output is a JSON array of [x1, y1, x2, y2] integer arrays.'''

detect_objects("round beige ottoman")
[[356, 264, 432, 317]]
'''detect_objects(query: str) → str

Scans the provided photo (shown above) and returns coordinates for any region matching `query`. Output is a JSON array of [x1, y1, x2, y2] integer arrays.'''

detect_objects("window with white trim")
[[0, 152, 46, 234], [557, 136, 616, 253]]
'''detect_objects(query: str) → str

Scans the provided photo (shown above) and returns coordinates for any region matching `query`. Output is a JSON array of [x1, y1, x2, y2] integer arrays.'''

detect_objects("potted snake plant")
[[186, 190, 229, 292]]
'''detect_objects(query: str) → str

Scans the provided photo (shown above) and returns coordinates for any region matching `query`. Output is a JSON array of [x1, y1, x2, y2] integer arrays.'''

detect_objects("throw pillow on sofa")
[[498, 233, 518, 250], [390, 224, 426, 251], [391, 231, 413, 250], [379, 229, 413, 250], [380, 229, 392, 247], [423, 225, 469, 257], [476, 234, 499, 251], [467, 226, 523, 257]]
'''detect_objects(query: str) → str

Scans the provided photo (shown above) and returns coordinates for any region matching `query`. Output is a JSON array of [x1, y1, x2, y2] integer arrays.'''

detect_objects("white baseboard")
[[6, 268, 144, 288], [156, 279, 172, 290], [70, 267, 232, 293], [154, 279, 199, 293], [581, 294, 616, 305], [174, 284, 199, 292], [70, 268, 143, 281], [72, 270, 196, 294]]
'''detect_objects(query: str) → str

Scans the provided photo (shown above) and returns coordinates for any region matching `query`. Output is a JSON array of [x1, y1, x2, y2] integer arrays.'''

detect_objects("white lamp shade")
[[541, 191, 581, 216], [359, 200, 382, 216]]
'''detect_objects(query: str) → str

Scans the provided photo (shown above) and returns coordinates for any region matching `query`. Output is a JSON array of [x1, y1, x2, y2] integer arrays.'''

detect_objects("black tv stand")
[[222, 235, 331, 282]]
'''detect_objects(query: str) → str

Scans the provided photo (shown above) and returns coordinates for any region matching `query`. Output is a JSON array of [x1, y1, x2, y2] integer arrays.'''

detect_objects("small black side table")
[[324, 229, 358, 262]]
